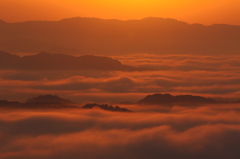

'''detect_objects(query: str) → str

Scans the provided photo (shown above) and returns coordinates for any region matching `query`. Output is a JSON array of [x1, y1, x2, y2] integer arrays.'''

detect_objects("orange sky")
[[1, 0, 240, 25]]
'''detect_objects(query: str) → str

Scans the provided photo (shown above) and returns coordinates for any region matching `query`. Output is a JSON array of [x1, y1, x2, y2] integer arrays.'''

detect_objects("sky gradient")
[[1, 1, 240, 159], [1, 0, 240, 25]]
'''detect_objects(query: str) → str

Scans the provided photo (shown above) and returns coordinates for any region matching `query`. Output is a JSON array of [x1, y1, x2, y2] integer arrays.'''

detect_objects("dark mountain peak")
[[82, 103, 132, 112], [0, 95, 77, 109], [142, 17, 182, 22], [139, 17, 189, 27], [138, 93, 217, 106], [0, 50, 19, 57], [35, 52, 119, 63], [0, 100, 23, 109], [0, 100, 21, 105], [0, 51, 21, 69], [0, 19, 7, 24], [147, 93, 173, 98], [26, 95, 75, 105], [60, 17, 102, 22]]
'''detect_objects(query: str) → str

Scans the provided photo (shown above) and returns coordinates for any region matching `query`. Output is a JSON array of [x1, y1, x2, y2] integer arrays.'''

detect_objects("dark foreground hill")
[[0, 51, 136, 71], [0, 17, 240, 55], [137, 93, 218, 107]]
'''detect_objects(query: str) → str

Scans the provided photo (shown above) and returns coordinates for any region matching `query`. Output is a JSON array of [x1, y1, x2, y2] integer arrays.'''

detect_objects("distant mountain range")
[[1, 93, 240, 112], [0, 51, 136, 71], [0, 95, 78, 109], [26, 95, 75, 105], [137, 93, 219, 106], [1, 93, 238, 111], [0, 95, 132, 112], [0, 17, 239, 55]]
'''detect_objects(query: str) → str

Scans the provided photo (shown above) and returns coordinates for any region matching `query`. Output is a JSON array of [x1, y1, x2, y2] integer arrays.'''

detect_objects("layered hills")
[[0, 51, 135, 71], [0, 17, 239, 55], [0, 95, 132, 112], [0, 93, 237, 110], [1, 93, 240, 112]]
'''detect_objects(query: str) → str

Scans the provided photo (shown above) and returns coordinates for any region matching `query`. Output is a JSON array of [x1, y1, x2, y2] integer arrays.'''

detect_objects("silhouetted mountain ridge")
[[0, 100, 23, 107], [0, 19, 7, 24], [82, 103, 132, 112], [26, 95, 75, 105], [0, 51, 136, 71], [0, 95, 78, 109], [0, 17, 239, 55], [0, 95, 132, 112], [138, 93, 218, 106]]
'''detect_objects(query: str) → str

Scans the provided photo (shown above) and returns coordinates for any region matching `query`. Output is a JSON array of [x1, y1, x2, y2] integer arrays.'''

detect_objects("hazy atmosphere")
[[0, 0, 240, 159], [1, 0, 240, 25]]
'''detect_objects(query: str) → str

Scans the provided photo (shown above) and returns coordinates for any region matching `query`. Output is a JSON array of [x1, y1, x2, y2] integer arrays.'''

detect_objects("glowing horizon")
[[1, 0, 240, 25]]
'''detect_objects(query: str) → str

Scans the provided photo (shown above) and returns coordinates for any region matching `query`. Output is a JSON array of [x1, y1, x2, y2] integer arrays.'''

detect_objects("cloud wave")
[[0, 104, 240, 159]]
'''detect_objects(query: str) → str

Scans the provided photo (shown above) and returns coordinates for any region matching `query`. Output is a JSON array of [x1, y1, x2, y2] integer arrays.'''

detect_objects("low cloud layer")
[[0, 104, 240, 159], [1, 54, 240, 103]]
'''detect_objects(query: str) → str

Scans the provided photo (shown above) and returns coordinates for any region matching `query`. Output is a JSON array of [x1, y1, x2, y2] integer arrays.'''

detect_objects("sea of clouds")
[[1, 54, 240, 103], [0, 103, 240, 159]]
